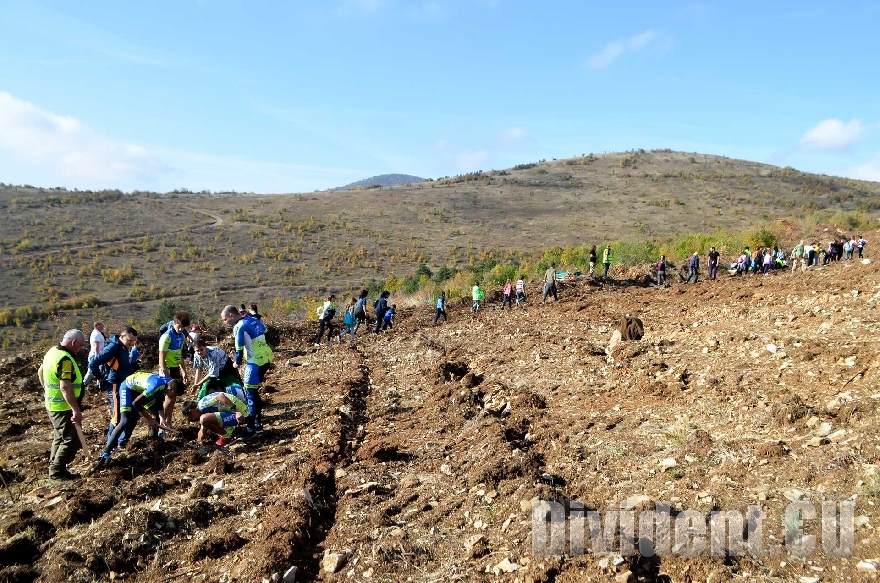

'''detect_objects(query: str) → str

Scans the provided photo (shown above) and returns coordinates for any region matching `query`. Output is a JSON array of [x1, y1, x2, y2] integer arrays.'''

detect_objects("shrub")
[[434, 266, 457, 283], [155, 299, 178, 328], [745, 227, 778, 249]]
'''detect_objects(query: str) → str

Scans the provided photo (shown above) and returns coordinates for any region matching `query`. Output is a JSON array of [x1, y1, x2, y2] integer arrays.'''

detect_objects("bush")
[[745, 228, 778, 250], [434, 266, 457, 283], [155, 299, 178, 328]]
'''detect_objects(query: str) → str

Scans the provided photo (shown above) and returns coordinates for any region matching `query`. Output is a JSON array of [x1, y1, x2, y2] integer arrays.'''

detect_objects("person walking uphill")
[[656, 255, 667, 286], [38, 329, 86, 481], [685, 252, 700, 283], [314, 295, 338, 345], [373, 291, 390, 334], [542, 263, 557, 303], [434, 291, 447, 324], [471, 283, 485, 312], [602, 246, 612, 278], [500, 278, 513, 309]]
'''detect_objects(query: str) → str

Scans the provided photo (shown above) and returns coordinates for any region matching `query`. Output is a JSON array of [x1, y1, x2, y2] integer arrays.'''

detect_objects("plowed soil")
[[2, 258, 880, 582]]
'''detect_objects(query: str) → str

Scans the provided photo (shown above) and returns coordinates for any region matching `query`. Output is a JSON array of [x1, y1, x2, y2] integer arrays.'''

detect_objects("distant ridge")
[[336, 173, 424, 190]]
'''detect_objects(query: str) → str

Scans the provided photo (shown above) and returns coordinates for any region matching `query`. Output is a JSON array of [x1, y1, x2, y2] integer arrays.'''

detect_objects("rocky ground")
[[2, 256, 880, 583]]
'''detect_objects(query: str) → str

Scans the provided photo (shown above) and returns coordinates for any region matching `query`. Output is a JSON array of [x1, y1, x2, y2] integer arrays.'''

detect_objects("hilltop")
[[335, 173, 424, 190], [0, 149, 877, 350], [2, 257, 879, 581]]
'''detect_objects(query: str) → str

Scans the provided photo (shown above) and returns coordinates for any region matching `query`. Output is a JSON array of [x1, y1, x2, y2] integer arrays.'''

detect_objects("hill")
[[336, 173, 424, 190], [0, 149, 878, 349], [2, 258, 879, 581]]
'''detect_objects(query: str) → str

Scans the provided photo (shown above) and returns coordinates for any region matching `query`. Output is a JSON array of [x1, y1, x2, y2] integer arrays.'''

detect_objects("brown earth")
[[2, 258, 880, 582]]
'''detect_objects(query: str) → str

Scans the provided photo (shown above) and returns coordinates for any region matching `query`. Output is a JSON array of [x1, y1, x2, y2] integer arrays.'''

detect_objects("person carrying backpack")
[[338, 298, 358, 343], [656, 256, 667, 286], [373, 291, 390, 333], [382, 304, 396, 330], [314, 295, 337, 345]]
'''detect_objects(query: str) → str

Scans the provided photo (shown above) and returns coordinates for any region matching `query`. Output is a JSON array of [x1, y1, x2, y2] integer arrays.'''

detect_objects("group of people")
[[658, 236, 868, 286], [39, 304, 274, 481], [312, 289, 397, 345]]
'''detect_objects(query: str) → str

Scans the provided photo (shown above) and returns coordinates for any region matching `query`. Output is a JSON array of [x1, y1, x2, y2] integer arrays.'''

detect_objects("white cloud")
[[849, 155, 880, 181], [456, 150, 488, 172], [434, 139, 449, 151], [587, 29, 669, 69], [499, 127, 529, 142], [800, 119, 866, 151], [0, 92, 158, 186]]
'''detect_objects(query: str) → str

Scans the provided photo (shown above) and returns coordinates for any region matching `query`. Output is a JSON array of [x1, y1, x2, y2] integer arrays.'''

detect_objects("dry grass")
[[1, 149, 878, 350]]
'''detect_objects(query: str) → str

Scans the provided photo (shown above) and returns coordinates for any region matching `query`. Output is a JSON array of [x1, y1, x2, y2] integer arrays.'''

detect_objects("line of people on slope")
[[312, 290, 397, 345], [38, 304, 275, 481]]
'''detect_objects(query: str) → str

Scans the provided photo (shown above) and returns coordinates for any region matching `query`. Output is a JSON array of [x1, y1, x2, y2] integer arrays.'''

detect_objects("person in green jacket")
[[602, 245, 613, 278], [471, 283, 485, 313]]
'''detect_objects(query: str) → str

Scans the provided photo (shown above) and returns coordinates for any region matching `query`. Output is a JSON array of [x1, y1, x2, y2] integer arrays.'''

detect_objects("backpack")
[[656, 261, 665, 271], [323, 307, 336, 321], [158, 320, 174, 334], [343, 309, 355, 326], [316, 305, 324, 319]]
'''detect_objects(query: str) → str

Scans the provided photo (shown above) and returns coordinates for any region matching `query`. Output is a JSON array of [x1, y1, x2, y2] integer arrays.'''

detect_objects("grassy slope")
[[1, 149, 878, 348]]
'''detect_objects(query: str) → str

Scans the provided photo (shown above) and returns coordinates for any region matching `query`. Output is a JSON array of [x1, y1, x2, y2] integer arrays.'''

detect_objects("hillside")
[[2, 258, 880, 581], [336, 173, 424, 190], [0, 150, 878, 351]]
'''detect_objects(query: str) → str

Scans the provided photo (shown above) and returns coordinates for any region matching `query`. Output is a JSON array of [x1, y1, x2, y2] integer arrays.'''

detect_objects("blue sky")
[[1, 0, 878, 193]]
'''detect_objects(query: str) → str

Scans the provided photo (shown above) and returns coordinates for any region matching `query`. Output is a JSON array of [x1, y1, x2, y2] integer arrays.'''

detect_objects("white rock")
[[857, 559, 879, 572], [816, 422, 834, 437], [783, 488, 806, 502], [282, 566, 297, 583], [798, 577, 820, 583], [855, 516, 870, 528], [212, 479, 226, 492], [862, 259, 872, 265], [766, 343, 778, 354], [322, 552, 349, 574], [492, 557, 519, 575], [608, 330, 622, 353], [828, 429, 847, 443], [659, 458, 678, 469], [845, 356, 857, 367]]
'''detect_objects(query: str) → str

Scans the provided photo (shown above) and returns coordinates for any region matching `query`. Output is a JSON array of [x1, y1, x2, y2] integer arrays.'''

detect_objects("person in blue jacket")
[[88, 327, 138, 444]]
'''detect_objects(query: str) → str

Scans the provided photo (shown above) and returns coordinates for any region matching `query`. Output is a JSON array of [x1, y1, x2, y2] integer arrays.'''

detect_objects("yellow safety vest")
[[42, 346, 82, 412]]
